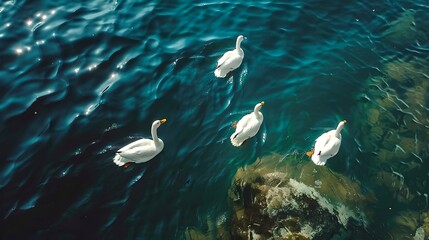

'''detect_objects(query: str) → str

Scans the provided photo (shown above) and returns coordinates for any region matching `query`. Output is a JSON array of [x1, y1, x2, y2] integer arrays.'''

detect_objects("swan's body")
[[113, 119, 166, 167], [310, 120, 346, 166], [214, 35, 246, 78], [230, 101, 264, 147]]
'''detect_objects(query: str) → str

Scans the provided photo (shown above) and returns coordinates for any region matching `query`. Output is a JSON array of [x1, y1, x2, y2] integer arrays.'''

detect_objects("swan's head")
[[337, 120, 347, 130], [254, 101, 264, 112], [154, 118, 167, 127], [237, 35, 247, 42]]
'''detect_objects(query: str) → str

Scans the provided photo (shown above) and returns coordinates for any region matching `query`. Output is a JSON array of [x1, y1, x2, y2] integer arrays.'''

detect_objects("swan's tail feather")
[[214, 68, 227, 78], [311, 154, 328, 166], [113, 153, 126, 166], [230, 133, 243, 147]]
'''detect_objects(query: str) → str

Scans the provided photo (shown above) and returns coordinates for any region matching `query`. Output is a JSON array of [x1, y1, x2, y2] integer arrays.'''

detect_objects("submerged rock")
[[228, 154, 371, 239], [382, 10, 427, 46], [385, 210, 429, 240], [184, 215, 232, 240], [384, 60, 419, 84], [356, 56, 429, 173], [423, 212, 429, 236], [414, 226, 425, 240], [384, 57, 429, 84], [351, 54, 429, 239], [372, 171, 414, 204]]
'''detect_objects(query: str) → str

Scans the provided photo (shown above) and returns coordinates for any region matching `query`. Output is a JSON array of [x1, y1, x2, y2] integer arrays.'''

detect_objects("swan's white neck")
[[236, 38, 244, 55], [335, 122, 345, 137], [253, 104, 263, 118], [151, 122, 160, 143]]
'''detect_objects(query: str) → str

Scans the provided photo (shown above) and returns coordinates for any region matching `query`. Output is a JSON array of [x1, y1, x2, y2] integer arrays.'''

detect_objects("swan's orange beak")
[[342, 120, 347, 124], [160, 119, 167, 124], [260, 101, 265, 106]]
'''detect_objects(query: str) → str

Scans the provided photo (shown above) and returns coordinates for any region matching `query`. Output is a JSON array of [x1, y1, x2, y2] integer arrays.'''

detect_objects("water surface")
[[1, 0, 428, 239]]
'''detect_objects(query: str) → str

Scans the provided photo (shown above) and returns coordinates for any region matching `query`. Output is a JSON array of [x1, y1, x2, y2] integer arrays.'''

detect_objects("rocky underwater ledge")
[[226, 154, 371, 240], [185, 153, 428, 240]]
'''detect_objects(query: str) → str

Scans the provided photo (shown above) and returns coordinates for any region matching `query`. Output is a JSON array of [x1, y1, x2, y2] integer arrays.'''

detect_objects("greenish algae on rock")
[[382, 10, 428, 46], [422, 212, 429, 236]]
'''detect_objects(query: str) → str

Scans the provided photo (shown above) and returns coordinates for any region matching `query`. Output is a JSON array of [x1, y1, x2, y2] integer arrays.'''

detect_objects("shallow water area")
[[1, 0, 429, 239]]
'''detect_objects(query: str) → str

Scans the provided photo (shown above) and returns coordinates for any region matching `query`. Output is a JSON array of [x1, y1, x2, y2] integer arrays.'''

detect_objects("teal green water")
[[1, 0, 428, 239]]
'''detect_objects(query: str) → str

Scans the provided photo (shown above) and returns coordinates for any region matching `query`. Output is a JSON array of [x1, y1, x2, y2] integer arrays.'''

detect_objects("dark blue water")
[[1, 0, 428, 239]]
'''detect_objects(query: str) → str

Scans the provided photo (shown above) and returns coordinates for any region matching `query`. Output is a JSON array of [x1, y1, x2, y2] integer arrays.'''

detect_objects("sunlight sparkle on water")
[[14, 46, 31, 55], [26, 9, 56, 29], [88, 64, 97, 71], [85, 104, 96, 115]]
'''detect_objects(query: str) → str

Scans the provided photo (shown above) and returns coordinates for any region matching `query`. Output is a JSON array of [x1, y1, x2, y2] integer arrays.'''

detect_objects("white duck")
[[307, 120, 347, 166], [214, 35, 246, 78], [230, 101, 264, 147], [113, 119, 167, 168]]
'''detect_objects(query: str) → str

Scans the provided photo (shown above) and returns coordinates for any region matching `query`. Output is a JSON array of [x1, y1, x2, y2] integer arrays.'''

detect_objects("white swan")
[[307, 120, 347, 166], [230, 101, 264, 147], [113, 119, 167, 168], [214, 35, 246, 78]]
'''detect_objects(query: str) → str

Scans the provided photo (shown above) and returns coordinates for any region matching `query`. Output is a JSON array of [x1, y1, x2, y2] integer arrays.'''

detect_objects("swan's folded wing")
[[242, 117, 260, 135], [117, 141, 158, 160], [319, 137, 341, 157], [118, 139, 151, 152], [235, 114, 252, 134], [217, 50, 234, 68], [314, 132, 331, 151]]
